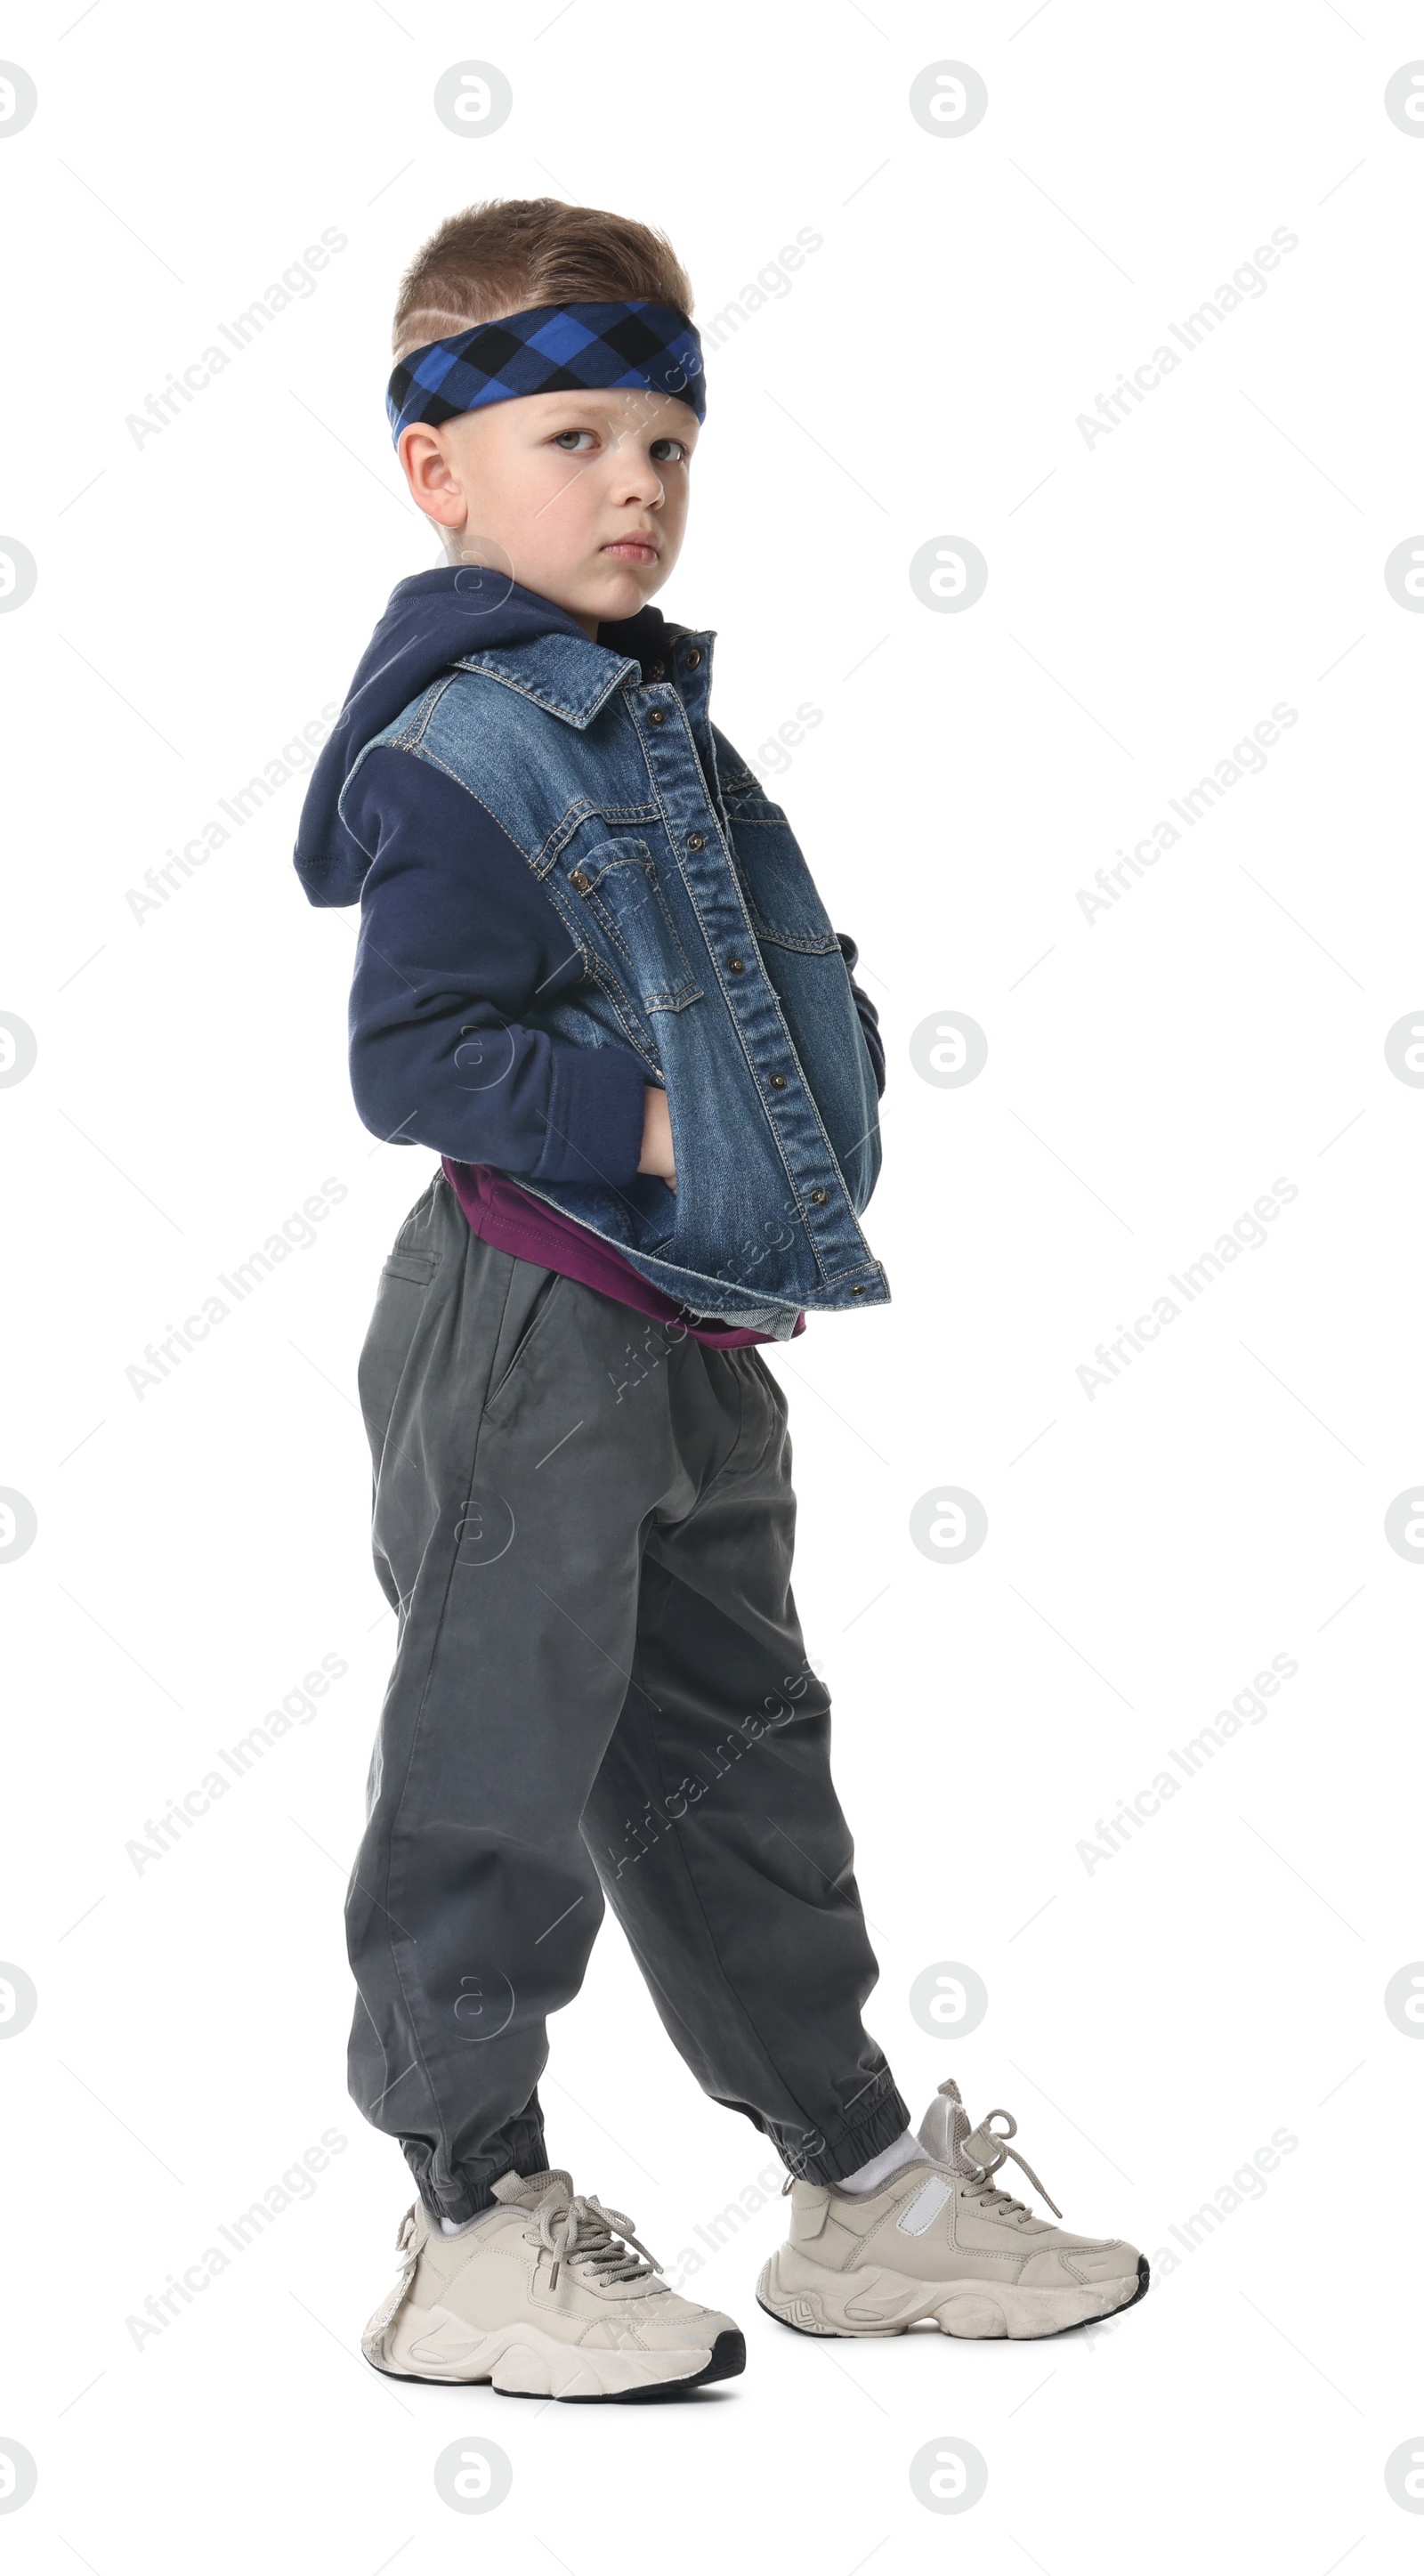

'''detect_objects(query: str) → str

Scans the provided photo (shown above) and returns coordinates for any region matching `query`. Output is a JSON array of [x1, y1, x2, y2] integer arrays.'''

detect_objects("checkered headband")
[[386, 301, 706, 443]]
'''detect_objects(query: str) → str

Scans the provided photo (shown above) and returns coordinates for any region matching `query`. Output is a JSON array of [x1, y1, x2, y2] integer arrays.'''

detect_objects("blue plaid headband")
[[386, 300, 705, 445]]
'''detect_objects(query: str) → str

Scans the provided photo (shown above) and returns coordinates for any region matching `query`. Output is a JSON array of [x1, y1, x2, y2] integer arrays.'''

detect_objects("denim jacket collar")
[[453, 599, 709, 732]]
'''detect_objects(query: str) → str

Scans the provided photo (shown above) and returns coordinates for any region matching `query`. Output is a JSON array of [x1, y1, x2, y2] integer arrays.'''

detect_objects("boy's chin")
[[584, 560, 662, 620]]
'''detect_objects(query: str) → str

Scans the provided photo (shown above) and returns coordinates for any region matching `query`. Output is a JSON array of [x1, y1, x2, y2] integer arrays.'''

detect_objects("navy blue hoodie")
[[294, 569, 884, 1188]]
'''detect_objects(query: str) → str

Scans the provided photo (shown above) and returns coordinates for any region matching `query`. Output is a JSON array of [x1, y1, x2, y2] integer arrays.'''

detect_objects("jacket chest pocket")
[[720, 791, 840, 954], [564, 838, 703, 1014]]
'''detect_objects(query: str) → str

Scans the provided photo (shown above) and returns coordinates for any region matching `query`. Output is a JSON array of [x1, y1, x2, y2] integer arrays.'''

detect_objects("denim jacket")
[[294, 570, 889, 1336]]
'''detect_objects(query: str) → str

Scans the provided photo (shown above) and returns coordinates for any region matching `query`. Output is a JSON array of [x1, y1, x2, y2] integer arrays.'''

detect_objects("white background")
[[4, 1, 1422, 2566]]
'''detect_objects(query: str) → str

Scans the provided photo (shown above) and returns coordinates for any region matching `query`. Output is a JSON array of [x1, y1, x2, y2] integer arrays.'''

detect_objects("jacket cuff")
[[536, 1044, 648, 1188]]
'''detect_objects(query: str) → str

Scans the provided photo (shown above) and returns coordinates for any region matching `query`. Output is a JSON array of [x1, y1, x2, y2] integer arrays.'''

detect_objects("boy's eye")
[[548, 429, 691, 461]]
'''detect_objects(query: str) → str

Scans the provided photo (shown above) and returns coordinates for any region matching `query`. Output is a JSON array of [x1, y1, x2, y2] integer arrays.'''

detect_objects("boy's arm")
[[343, 747, 648, 1186], [835, 931, 886, 1098]]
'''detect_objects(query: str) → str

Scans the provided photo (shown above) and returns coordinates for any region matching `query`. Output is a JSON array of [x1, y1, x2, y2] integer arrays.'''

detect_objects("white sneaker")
[[757, 2078, 1149, 2342], [363, 2168, 746, 2401]]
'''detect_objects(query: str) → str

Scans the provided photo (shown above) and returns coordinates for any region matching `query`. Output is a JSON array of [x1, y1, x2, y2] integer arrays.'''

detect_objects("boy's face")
[[398, 379, 700, 640]]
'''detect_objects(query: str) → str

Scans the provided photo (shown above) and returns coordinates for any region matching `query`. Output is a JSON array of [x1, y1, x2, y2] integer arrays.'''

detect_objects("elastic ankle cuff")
[[410, 2130, 549, 2230], [792, 2078, 914, 2187]]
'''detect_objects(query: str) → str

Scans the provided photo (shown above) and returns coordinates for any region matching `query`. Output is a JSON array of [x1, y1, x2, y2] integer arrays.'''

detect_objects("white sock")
[[833, 2127, 929, 2196], [438, 2205, 502, 2238]]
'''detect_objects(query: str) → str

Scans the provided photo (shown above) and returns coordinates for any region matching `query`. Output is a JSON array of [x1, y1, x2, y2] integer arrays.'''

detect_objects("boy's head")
[[390, 198, 700, 640]]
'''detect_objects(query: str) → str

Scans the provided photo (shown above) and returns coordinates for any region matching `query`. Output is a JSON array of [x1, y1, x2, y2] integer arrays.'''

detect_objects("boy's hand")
[[638, 1086, 676, 1191]]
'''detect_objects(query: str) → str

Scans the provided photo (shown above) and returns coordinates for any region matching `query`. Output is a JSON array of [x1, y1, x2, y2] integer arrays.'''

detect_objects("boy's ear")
[[397, 424, 467, 533]]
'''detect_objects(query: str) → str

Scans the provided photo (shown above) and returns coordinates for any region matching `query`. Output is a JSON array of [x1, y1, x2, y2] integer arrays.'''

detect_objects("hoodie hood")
[[293, 565, 671, 909]]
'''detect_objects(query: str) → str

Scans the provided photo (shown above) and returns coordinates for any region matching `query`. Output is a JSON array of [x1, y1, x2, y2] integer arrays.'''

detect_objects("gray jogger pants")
[[347, 1169, 908, 2224]]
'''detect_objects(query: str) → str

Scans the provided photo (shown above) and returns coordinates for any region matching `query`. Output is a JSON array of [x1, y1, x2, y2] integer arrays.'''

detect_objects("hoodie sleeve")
[[835, 932, 886, 1099], [343, 746, 649, 1187]]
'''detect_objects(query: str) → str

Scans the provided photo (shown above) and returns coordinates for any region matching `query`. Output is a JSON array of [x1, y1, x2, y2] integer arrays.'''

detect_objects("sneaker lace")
[[959, 2109, 1064, 2222], [527, 2192, 665, 2294]]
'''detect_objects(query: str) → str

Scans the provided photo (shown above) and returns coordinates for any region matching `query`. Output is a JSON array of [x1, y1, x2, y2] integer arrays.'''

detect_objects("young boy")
[[294, 197, 1147, 2400]]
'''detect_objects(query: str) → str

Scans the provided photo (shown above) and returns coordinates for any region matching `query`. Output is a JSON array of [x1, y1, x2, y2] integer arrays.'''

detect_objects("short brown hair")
[[392, 197, 695, 360]]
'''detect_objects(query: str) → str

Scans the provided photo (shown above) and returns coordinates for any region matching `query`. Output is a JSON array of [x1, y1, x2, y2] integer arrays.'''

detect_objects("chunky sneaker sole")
[[370, 2303, 746, 2401], [756, 2244, 1149, 2342]]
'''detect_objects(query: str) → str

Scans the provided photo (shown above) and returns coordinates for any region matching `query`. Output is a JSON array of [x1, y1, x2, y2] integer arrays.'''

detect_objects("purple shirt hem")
[[441, 1159, 805, 1349]]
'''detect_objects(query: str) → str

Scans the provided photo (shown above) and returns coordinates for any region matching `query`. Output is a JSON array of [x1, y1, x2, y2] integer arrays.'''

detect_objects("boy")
[[294, 197, 1146, 2400]]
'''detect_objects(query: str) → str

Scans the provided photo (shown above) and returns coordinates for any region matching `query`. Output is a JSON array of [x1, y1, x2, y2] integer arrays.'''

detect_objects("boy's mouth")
[[601, 535, 660, 564]]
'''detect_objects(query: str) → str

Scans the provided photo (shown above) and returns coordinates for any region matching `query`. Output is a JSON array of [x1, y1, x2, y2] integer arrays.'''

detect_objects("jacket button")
[[728, 956, 746, 973], [770, 1073, 787, 1090], [850, 1284, 866, 1294], [569, 870, 591, 893], [686, 831, 705, 850], [649, 708, 666, 725], [809, 1187, 828, 1205], [685, 647, 701, 668]]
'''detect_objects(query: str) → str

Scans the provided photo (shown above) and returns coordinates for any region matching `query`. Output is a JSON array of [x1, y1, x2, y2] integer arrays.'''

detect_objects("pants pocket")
[[481, 1268, 566, 1421], [358, 1247, 441, 1468]]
